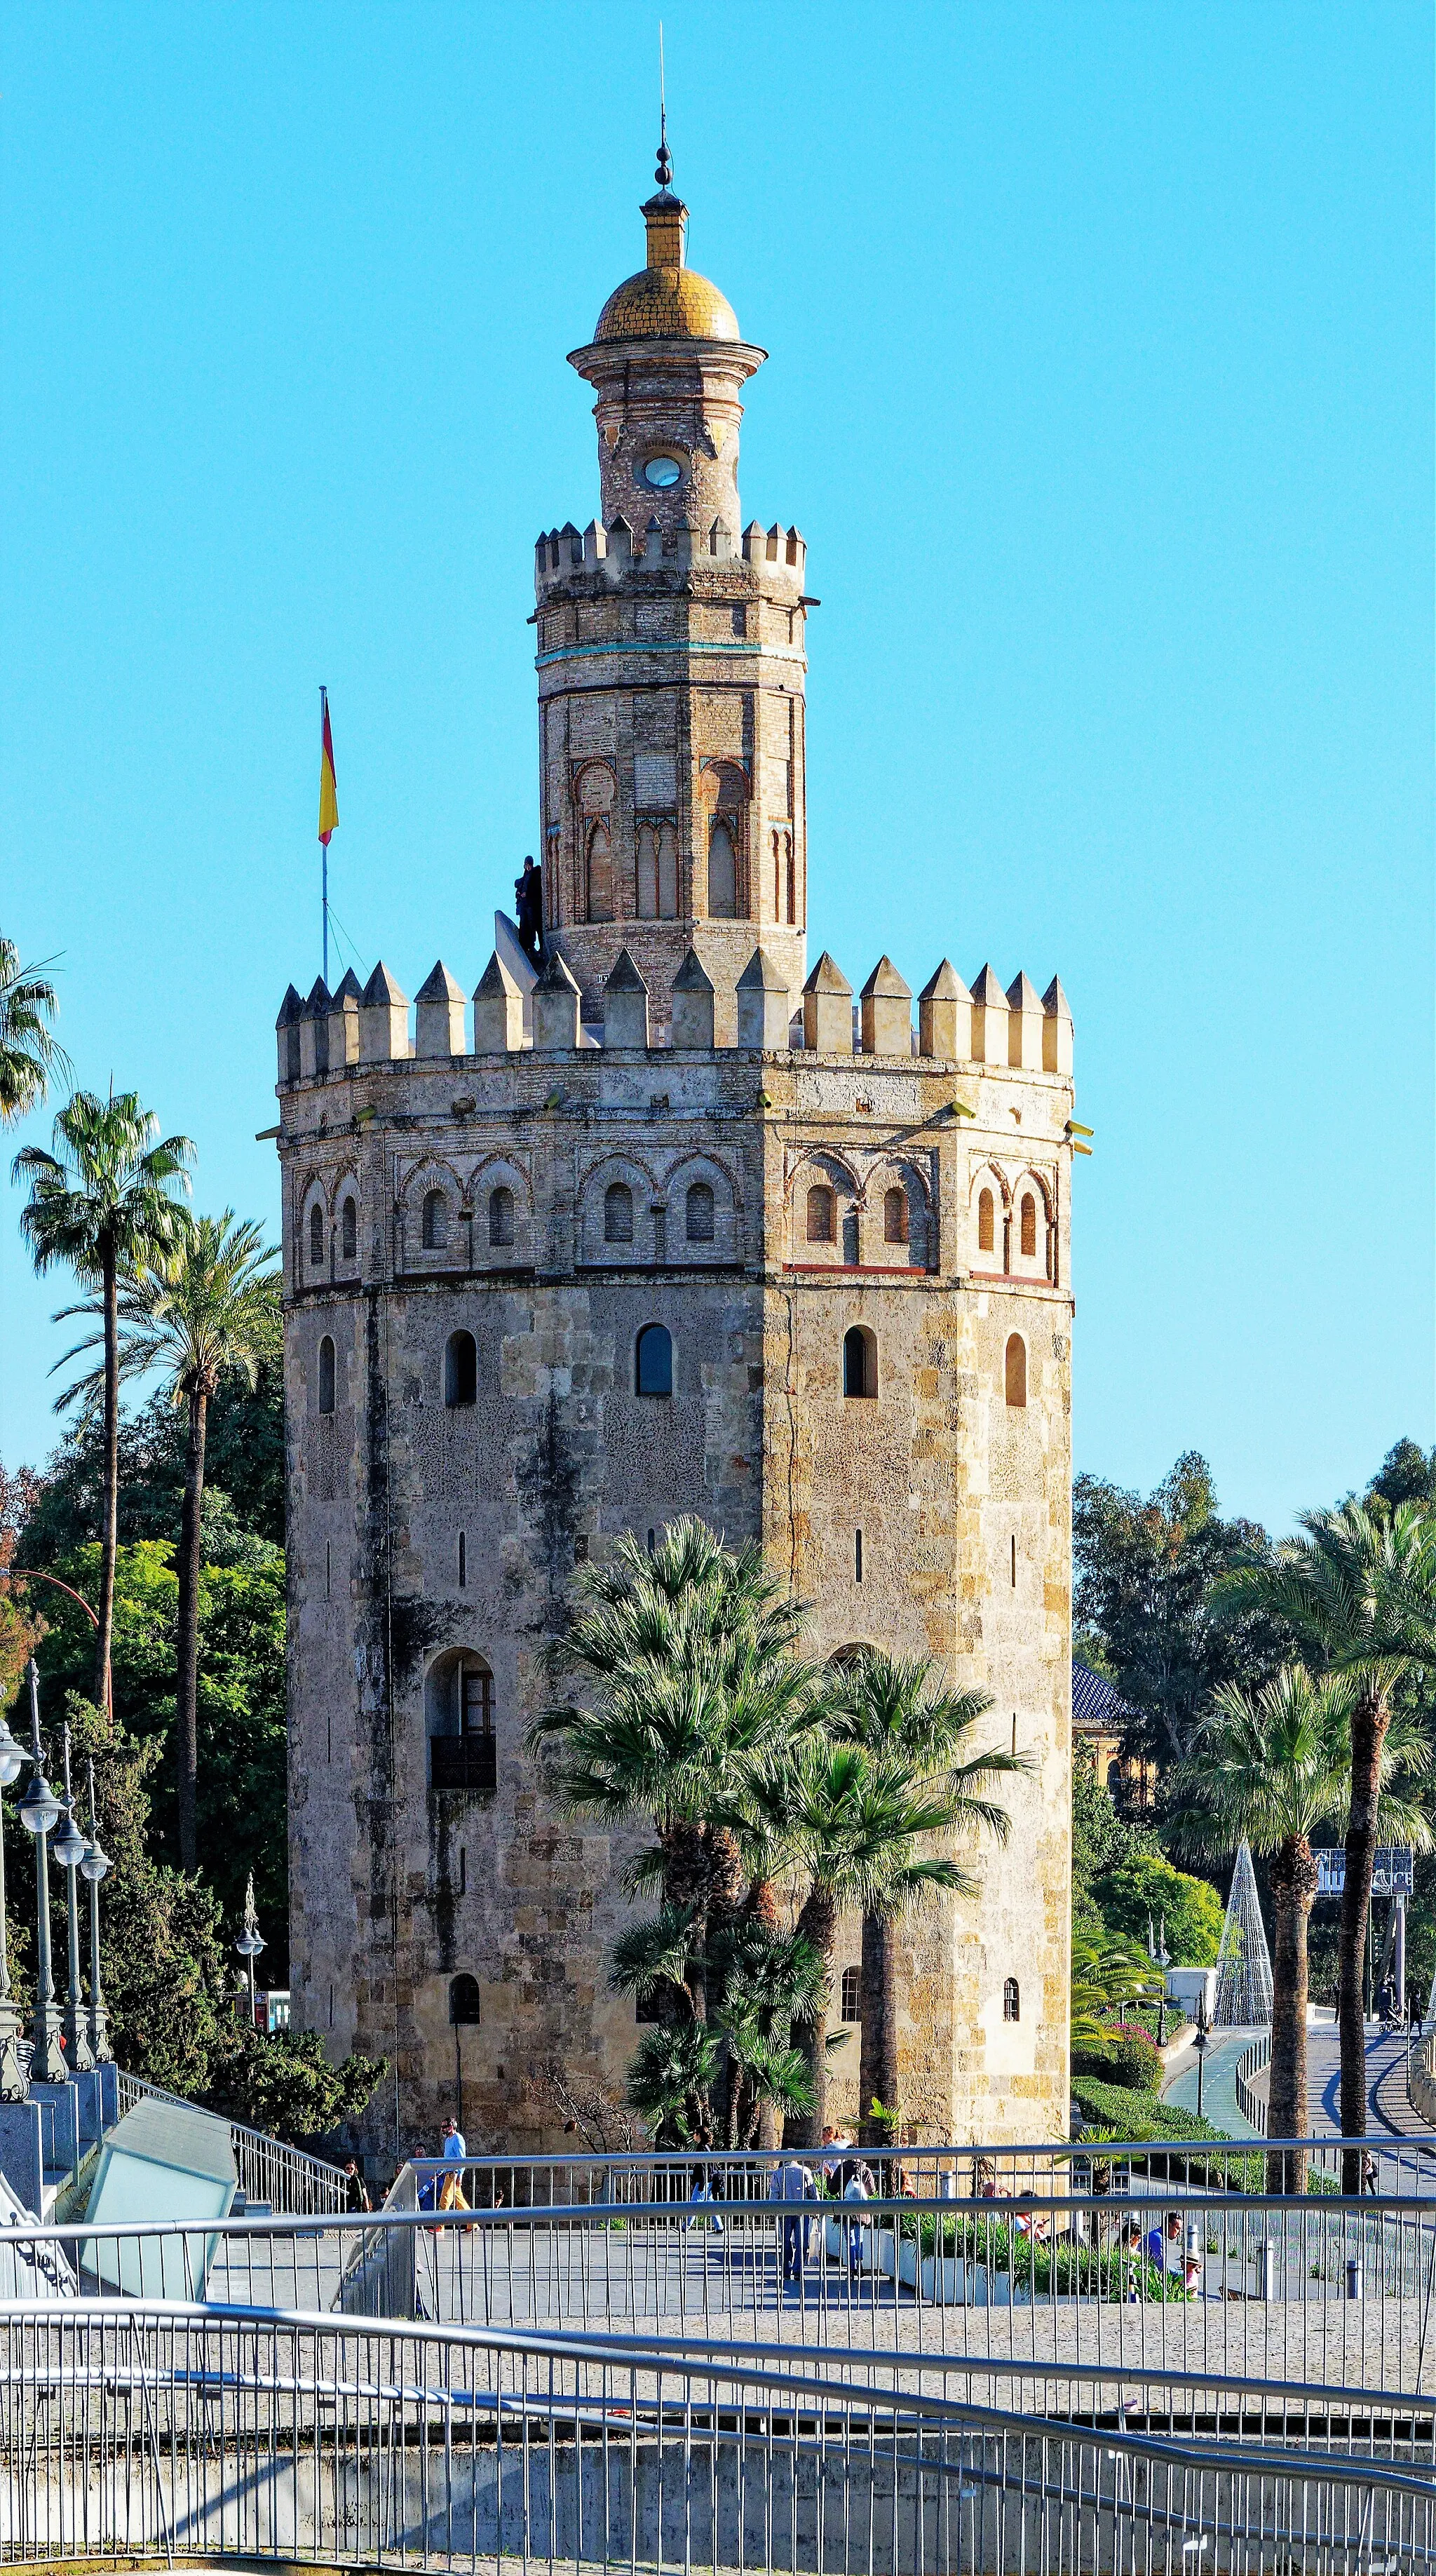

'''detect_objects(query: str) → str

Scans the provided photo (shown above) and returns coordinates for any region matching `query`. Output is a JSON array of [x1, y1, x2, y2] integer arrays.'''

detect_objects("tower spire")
[[656, 22, 672, 189]]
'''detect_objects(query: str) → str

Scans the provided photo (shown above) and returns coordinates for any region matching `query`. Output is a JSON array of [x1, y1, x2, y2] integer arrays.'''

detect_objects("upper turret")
[[567, 144, 766, 539]]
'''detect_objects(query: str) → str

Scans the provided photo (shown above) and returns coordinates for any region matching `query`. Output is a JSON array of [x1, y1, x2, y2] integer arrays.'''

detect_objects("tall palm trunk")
[[858, 1912, 900, 2150], [789, 1884, 837, 2147], [175, 1381, 208, 1871], [1337, 1687, 1389, 2193], [1267, 1836, 1317, 2197], [93, 1241, 118, 1715]]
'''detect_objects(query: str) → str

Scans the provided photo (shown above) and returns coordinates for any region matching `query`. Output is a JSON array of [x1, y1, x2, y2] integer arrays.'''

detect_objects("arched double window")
[[489, 1185, 515, 1248], [449, 1974, 482, 2026], [685, 1182, 714, 1243], [445, 1330, 477, 1408], [339, 1195, 358, 1260], [635, 1323, 672, 1398], [309, 1203, 325, 1266], [604, 1182, 634, 1245], [1005, 1334, 1027, 1410], [317, 1335, 336, 1415], [421, 1189, 449, 1251], [843, 1326, 876, 1399], [806, 1183, 835, 1244]]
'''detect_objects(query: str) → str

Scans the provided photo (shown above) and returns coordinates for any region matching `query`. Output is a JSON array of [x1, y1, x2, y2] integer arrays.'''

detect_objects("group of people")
[[760, 2129, 908, 2284]]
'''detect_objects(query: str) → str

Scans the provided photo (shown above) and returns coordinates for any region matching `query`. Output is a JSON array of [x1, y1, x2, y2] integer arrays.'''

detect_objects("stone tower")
[[274, 156, 1076, 2165], [537, 172, 808, 1041]]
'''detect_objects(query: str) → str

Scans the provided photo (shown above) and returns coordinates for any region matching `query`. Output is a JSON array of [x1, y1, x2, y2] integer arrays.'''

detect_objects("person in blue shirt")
[[766, 2153, 815, 2284]]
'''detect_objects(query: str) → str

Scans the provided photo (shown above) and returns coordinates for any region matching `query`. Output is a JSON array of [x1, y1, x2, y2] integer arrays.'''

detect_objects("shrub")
[[1071, 2075, 1226, 2145], [1073, 2021, 1163, 2093]]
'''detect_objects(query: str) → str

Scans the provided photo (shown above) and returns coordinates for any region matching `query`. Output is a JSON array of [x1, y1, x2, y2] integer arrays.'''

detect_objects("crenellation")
[[360, 962, 410, 1064], [414, 962, 466, 1059]]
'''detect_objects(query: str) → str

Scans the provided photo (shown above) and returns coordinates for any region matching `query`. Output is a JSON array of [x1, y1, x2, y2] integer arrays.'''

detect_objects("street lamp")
[[235, 1873, 265, 2025], [80, 1760, 111, 2066], [1193, 2004, 1210, 2124], [0, 1706, 32, 2100], [17, 1660, 64, 2083], [1155, 1913, 1172, 2049], [53, 1725, 95, 2075]]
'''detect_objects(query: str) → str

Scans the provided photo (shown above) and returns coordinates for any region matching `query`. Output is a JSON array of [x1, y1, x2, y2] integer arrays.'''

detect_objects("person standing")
[[767, 2152, 813, 2286]]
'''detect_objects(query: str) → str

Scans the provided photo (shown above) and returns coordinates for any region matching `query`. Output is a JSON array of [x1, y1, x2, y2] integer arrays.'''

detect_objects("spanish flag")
[[318, 688, 339, 847]]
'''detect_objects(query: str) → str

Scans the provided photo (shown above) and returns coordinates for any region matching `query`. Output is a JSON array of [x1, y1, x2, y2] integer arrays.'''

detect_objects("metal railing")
[[1235, 2028, 1272, 2133], [2, 2296, 1434, 2570], [114, 2068, 350, 2216], [8, 2136, 1436, 2401]]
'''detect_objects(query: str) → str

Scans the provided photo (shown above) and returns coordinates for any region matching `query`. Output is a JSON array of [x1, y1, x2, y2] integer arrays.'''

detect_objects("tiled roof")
[[1071, 1661, 1138, 1734]]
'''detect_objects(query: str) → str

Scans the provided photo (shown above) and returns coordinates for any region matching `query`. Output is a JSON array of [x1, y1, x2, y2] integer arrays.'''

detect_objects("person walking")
[[767, 2151, 813, 2286], [438, 2116, 470, 2215]]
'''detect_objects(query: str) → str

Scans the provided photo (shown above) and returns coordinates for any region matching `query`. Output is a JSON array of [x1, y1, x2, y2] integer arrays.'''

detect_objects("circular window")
[[642, 454, 683, 490]]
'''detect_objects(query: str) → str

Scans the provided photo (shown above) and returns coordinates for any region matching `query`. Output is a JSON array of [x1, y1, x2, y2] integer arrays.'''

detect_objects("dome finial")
[[655, 20, 672, 189]]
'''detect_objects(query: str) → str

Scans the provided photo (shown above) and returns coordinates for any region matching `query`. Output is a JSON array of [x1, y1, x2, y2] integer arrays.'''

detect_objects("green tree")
[[1074, 1452, 1289, 1767], [780, 1739, 1005, 2147], [57, 1215, 279, 1866], [1177, 1669, 1353, 2194], [611, 1903, 822, 2145], [0, 938, 68, 1126], [828, 1647, 1023, 2145], [13, 1093, 192, 1713], [1219, 1502, 1436, 2184], [532, 1519, 820, 2004], [20, 1538, 288, 1978], [1091, 1849, 1224, 1968]]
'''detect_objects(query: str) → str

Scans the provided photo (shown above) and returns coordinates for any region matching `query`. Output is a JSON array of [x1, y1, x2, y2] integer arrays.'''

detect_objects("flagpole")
[[320, 686, 330, 986]]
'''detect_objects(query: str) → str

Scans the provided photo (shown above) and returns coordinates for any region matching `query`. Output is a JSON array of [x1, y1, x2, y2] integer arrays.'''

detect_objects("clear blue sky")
[[1, 3, 1430, 1532]]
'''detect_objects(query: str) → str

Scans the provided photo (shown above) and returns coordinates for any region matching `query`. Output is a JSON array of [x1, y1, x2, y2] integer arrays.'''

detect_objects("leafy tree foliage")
[[1073, 1452, 1289, 1767], [203, 2025, 385, 2147]]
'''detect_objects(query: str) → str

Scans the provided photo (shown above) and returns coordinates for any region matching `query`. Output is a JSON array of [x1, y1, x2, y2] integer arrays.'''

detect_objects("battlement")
[[535, 518, 805, 598], [275, 950, 1072, 1086]]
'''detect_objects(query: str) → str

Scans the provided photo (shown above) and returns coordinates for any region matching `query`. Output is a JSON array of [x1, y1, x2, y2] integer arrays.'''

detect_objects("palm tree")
[[13, 1092, 193, 1719], [1219, 1504, 1436, 2184], [55, 1215, 278, 1868], [780, 1738, 1012, 2147], [531, 1519, 821, 2005], [1070, 1931, 1164, 2058], [828, 1648, 1024, 2145], [0, 940, 69, 1125], [1178, 1669, 1353, 2194]]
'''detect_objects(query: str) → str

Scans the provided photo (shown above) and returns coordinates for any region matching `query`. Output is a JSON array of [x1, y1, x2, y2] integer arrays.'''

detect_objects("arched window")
[[1005, 1334, 1027, 1410], [1003, 1977, 1020, 2024], [445, 1330, 477, 1408], [317, 1335, 336, 1415], [785, 837, 797, 926], [635, 1323, 672, 1398], [685, 1182, 714, 1243], [883, 1185, 908, 1246], [806, 1183, 834, 1244], [489, 1185, 515, 1248], [843, 1326, 876, 1399], [309, 1203, 325, 1266], [428, 1650, 495, 1791], [707, 818, 737, 919], [636, 822, 658, 919], [840, 1966, 862, 2023], [1020, 1194, 1037, 1260], [604, 1182, 634, 1245], [421, 1189, 449, 1251], [449, 1974, 482, 2026], [977, 1189, 995, 1256], [339, 1196, 357, 1260]]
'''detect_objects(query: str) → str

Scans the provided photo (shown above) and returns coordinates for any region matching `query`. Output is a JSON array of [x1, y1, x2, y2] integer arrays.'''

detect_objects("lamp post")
[[53, 1725, 95, 2074], [0, 1705, 32, 2100], [80, 1761, 111, 2065], [17, 1660, 64, 2082], [236, 1874, 265, 2027], [1155, 1913, 1171, 2049]]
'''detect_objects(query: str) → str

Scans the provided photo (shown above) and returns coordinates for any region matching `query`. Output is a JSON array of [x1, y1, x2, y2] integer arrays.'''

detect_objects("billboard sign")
[[1314, 1847, 1414, 1899]]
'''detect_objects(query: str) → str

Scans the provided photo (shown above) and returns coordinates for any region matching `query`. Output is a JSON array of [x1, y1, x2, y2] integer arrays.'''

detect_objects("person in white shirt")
[[841, 2159, 873, 2278]]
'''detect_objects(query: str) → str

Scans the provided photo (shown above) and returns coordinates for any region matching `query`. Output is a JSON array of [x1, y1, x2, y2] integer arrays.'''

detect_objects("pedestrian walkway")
[[1160, 2028, 1263, 2137]]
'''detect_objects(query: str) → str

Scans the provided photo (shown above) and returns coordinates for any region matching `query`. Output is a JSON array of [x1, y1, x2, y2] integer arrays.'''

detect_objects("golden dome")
[[593, 189, 740, 345], [596, 266, 739, 344]]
